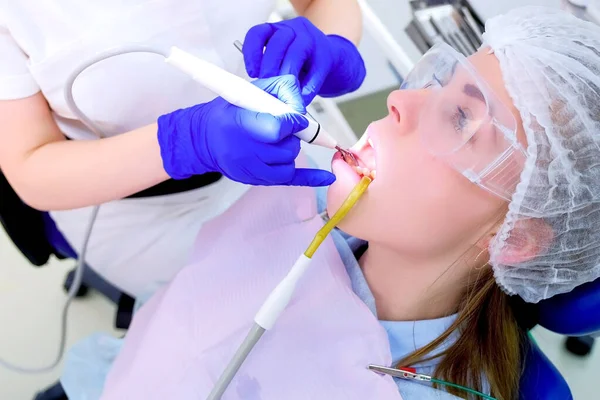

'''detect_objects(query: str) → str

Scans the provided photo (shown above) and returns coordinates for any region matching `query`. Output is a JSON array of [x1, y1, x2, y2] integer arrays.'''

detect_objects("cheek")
[[326, 135, 435, 239], [326, 124, 506, 255], [328, 150, 503, 255], [377, 154, 467, 234], [327, 143, 442, 239], [374, 175, 496, 255]]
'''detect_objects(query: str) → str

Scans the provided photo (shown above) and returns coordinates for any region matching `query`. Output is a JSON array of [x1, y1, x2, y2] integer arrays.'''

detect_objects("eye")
[[452, 106, 467, 132], [451, 106, 477, 143]]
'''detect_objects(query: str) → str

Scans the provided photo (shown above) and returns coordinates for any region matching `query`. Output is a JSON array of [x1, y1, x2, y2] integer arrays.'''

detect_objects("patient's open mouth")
[[336, 146, 359, 168], [349, 133, 377, 180]]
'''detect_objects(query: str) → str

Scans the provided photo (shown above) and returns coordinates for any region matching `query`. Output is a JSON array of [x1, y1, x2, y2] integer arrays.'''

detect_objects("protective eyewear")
[[401, 42, 527, 203]]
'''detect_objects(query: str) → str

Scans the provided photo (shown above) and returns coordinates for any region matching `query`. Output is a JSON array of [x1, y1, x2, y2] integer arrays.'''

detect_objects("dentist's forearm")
[[293, 0, 363, 44], [0, 94, 172, 211], [15, 123, 169, 211], [3, 117, 170, 212]]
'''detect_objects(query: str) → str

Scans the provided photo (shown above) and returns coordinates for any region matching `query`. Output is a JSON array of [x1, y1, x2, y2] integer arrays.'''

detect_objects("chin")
[[325, 179, 346, 217]]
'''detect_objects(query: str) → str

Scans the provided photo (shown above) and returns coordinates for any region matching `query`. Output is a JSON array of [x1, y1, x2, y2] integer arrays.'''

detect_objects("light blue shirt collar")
[[329, 229, 459, 368]]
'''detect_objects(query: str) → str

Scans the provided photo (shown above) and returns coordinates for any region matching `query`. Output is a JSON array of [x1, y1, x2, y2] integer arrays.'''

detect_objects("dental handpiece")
[[231, 41, 358, 167], [164, 46, 338, 149]]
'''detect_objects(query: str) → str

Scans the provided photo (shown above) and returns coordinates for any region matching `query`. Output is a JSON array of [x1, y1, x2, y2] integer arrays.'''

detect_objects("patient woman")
[[63, 7, 600, 400]]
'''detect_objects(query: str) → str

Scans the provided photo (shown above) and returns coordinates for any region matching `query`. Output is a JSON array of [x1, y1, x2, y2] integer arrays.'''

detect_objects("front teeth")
[[352, 166, 367, 176], [349, 133, 376, 179], [352, 166, 377, 180]]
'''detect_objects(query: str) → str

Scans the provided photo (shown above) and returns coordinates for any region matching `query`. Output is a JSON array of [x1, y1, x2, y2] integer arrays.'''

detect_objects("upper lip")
[[350, 130, 377, 172]]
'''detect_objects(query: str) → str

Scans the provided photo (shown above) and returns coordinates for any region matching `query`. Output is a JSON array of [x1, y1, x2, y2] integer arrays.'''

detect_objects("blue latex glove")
[[157, 75, 335, 187], [243, 17, 366, 105]]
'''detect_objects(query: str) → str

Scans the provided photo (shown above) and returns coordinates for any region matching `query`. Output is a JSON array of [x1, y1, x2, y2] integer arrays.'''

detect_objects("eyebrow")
[[447, 62, 489, 110], [463, 83, 485, 104], [448, 61, 485, 104]]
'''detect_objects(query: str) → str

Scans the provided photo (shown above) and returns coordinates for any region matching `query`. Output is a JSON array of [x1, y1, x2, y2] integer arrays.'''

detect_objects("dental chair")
[[518, 277, 600, 399]]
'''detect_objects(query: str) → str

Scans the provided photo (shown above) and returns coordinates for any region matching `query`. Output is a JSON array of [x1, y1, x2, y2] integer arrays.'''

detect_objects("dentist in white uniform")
[[0, 0, 364, 297]]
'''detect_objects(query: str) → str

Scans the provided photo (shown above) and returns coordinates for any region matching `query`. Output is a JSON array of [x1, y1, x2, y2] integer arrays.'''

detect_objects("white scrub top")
[[0, 0, 276, 296]]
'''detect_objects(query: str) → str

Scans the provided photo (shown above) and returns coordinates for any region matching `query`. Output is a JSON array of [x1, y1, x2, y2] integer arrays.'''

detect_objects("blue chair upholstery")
[[519, 338, 573, 400], [538, 278, 600, 336], [517, 277, 600, 399]]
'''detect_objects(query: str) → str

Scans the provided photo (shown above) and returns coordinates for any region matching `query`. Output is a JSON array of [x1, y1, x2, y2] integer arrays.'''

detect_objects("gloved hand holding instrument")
[[158, 74, 336, 187], [243, 16, 367, 105]]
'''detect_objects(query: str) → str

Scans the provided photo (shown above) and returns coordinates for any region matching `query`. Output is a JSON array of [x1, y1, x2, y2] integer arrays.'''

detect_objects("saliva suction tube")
[[206, 175, 372, 400]]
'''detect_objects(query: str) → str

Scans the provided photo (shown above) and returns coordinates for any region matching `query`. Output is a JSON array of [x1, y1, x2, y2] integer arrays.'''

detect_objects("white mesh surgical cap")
[[483, 6, 600, 303]]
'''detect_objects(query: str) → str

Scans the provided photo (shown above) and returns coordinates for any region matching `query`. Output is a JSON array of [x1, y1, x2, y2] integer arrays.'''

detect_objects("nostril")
[[391, 106, 400, 123]]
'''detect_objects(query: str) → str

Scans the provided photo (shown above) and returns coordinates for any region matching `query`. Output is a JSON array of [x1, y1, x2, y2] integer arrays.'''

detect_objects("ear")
[[474, 217, 506, 253], [492, 218, 554, 265]]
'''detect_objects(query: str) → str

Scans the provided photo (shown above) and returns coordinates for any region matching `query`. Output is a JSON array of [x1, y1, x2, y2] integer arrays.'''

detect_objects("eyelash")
[[452, 106, 477, 144], [425, 67, 477, 144], [452, 107, 467, 131]]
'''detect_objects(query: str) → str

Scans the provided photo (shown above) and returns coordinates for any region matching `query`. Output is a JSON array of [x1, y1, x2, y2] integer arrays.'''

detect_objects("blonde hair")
[[396, 267, 528, 400]]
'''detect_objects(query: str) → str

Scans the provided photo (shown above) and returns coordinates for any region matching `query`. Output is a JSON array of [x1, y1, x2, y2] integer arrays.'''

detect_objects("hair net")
[[483, 6, 600, 303]]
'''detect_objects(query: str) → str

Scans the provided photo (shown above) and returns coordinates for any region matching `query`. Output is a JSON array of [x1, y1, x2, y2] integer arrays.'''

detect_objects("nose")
[[386, 89, 427, 131]]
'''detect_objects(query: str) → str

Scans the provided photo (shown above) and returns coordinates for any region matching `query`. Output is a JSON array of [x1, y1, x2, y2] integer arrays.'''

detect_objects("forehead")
[[467, 49, 527, 146]]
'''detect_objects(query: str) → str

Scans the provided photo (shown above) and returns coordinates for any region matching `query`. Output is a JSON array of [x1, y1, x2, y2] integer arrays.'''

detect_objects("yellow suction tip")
[[304, 176, 372, 258]]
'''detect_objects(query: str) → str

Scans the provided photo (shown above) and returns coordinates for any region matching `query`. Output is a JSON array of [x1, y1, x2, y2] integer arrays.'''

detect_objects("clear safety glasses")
[[400, 42, 527, 203]]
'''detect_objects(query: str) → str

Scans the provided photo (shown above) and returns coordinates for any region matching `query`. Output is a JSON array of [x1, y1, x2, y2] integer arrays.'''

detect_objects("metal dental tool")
[[336, 145, 358, 167]]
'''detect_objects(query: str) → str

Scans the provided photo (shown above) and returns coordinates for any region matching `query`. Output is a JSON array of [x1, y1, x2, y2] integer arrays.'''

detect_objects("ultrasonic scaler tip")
[[336, 146, 358, 167]]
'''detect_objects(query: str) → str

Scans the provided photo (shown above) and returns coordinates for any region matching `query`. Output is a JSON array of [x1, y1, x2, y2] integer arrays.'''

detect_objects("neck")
[[359, 242, 471, 321]]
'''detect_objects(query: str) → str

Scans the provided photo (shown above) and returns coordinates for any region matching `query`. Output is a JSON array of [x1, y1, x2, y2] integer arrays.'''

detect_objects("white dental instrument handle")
[[206, 254, 312, 399], [254, 254, 312, 330], [165, 47, 338, 149]]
